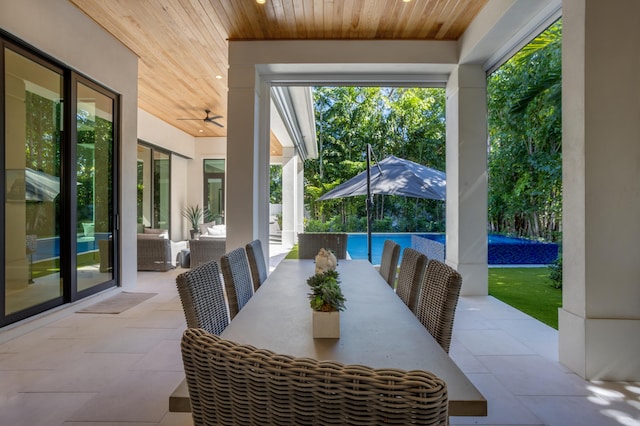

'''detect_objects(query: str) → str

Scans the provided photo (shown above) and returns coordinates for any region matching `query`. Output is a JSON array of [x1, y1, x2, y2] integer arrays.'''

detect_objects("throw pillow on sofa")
[[143, 228, 168, 238]]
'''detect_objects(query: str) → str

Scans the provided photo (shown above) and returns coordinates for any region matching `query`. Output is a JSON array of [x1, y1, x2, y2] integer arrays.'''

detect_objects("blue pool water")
[[346, 233, 559, 265]]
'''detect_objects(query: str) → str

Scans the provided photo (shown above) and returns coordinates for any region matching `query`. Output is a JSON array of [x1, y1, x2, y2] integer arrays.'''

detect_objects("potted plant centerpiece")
[[182, 204, 203, 239], [307, 266, 346, 338]]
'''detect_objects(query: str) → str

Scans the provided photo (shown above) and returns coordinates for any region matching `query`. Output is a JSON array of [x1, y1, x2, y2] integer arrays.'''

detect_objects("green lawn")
[[285, 245, 299, 259], [489, 267, 562, 329]]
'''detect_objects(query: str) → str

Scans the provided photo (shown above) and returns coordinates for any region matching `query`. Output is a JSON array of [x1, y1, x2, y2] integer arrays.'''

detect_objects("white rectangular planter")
[[312, 310, 340, 338]]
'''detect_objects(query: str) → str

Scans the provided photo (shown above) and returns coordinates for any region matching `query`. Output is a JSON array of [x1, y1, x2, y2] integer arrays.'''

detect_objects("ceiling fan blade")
[[176, 110, 224, 127]]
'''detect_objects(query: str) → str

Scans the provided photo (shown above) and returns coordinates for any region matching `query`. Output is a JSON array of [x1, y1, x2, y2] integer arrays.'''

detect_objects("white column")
[[559, 0, 640, 380], [445, 65, 488, 296], [294, 156, 305, 237], [226, 64, 270, 252], [281, 148, 297, 247]]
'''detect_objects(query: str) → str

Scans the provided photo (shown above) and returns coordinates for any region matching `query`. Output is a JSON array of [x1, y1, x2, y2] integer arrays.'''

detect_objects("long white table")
[[171, 259, 486, 417]]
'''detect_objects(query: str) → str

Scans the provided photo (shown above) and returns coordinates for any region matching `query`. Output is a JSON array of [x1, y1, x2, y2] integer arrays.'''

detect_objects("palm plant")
[[182, 204, 203, 235]]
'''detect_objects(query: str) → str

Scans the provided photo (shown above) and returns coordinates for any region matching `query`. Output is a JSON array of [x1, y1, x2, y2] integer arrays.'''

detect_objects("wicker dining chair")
[[181, 328, 449, 426], [298, 232, 348, 259], [245, 239, 268, 292], [378, 239, 401, 287], [220, 247, 254, 319], [415, 259, 462, 353], [395, 248, 428, 312], [175, 260, 229, 335]]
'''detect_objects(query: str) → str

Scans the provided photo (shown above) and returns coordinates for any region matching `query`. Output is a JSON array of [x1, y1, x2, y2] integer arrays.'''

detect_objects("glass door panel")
[[4, 47, 63, 314], [203, 159, 225, 224], [76, 82, 114, 292], [137, 145, 170, 233], [153, 151, 170, 230], [206, 177, 224, 223], [137, 145, 152, 230]]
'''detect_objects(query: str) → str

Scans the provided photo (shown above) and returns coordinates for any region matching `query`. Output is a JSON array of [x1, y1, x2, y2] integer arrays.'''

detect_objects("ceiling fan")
[[177, 109, 224, 127]]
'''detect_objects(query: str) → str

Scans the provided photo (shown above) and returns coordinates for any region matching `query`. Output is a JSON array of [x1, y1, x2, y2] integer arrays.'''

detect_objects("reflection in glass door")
[[4, 47, 63, 316], [137, 144, 170, 232], [153, 151, 170, 230], [203, 159, 225, 224], [75, 81, 114, 293], [2, 42, 118, 326]]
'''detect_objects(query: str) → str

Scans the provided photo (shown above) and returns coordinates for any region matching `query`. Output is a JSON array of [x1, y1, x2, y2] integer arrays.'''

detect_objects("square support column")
[[446, 65, 488, 296], [559, 0, 640, 380], [281, 149, 296, 247], [226, 63, 270, 252]]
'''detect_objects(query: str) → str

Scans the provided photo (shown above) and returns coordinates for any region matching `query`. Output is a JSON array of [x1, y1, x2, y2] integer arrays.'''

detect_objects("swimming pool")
[[346, 233, 559, 265]]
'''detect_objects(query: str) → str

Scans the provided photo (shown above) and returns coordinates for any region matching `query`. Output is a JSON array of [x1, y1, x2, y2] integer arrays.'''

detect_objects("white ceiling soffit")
[[259, 63, 451, 87], [271, 86, 318, 160], [459, 0, 562, 72]]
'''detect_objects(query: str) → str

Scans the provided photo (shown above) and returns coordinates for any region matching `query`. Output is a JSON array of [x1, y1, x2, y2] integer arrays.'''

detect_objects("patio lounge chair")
[[137, 234, 173, 271], [188, 239, 226, 269], [181, 328, 449, 426]]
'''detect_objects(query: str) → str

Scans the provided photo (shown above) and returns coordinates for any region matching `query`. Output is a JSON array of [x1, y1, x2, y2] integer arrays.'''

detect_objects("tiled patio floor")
[[0, 244, 638, 426]]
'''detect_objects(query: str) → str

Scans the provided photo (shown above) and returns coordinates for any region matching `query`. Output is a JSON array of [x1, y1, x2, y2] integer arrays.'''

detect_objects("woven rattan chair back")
[[181, 328, 449, 426], [245, 239, 268, 292], [378, 239, 401, 287], [395, 248, 428, 312], [298, 233, 348, 259], [220, 247, 254, 319], [188, 239, 226, 268], [137, 236, 173, 271], [175, 261, 229, 335], [415, 259, 462, 353]]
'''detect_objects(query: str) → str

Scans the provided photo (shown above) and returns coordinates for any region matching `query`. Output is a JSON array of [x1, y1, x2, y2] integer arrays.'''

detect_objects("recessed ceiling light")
[[256, 0, 266, 4], [199, 129, 204, 133], [215, 75, 223, 79], [403, 0, 411, 2]]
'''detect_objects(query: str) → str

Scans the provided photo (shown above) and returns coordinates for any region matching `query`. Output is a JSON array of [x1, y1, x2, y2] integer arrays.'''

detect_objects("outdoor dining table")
[[171, 258, 487, 417]]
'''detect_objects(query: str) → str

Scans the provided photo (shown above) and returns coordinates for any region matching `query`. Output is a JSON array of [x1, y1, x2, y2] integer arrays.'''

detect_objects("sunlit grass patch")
[[489, 267, 562, 329]]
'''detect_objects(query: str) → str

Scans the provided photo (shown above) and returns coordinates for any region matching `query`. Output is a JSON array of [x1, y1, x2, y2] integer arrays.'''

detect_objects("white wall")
[[0, 0, 139, 288], [137, 110, 228, 242]]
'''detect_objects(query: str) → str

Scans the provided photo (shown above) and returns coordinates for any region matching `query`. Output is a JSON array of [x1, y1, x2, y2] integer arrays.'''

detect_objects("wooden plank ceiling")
[[69, 0, 488, 140]]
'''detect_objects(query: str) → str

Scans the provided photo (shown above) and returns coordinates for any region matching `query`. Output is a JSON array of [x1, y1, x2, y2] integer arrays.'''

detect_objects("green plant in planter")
[[182, 204, 203, 234], [307, 270, 346, 312]]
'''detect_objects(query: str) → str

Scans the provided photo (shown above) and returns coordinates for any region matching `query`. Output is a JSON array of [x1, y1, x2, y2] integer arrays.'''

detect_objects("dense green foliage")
[[304, 21, 562, 242], [270, 165, 282, 204], [487, 21, 562, 241], [489, 267, 562, 329], [548, 255, 563, 289], [306, 87, 446, 232]]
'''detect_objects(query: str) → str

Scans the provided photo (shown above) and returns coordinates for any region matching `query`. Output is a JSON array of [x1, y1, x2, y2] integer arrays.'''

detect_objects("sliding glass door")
[[75, 80, 115, 293], [3, 47, 63, 316], [137, 144, 170, 232], [203, 159, 225, 224], [2, 41, 118, 326]]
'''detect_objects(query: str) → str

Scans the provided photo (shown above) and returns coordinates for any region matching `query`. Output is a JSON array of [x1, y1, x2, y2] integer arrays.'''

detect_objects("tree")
[[270, 165, 282, 204], [487, 20, 562, 241], [307, 87, 446, 232]]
